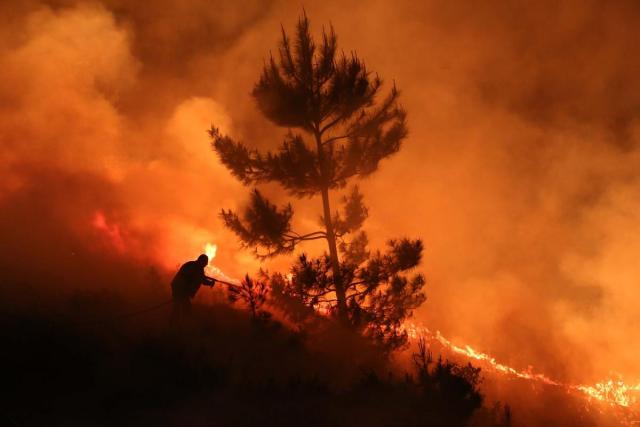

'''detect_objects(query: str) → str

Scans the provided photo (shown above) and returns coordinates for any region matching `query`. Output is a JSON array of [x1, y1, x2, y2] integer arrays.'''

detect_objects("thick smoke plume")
[[2, 0, 640, 416]]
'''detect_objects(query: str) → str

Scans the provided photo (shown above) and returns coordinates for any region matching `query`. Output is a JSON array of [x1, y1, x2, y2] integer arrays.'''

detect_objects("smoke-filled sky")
[[2, 0, 640, 392]]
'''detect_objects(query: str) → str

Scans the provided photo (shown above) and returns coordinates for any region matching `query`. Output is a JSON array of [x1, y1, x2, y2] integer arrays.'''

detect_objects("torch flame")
[[202, 242, 238, 284], [204, 243, 218, 265]]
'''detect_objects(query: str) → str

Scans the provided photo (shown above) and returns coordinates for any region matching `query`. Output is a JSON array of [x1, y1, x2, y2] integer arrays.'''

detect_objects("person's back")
[[171, 260, 206, 298], [170, 254, 215, 322]]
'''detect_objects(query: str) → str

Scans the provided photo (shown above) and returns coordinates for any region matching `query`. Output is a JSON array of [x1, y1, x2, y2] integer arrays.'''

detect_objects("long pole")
[[209, 277, 240, 290]]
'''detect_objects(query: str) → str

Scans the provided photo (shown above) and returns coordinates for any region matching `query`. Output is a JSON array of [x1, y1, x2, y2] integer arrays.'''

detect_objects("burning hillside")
[[2, 1, 640, 426]]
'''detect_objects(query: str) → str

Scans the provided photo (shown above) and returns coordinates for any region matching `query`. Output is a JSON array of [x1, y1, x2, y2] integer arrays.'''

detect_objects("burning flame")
[[576, 381, 640, 409], [203, 242, 238, 284], [404, 322, 640, 415]]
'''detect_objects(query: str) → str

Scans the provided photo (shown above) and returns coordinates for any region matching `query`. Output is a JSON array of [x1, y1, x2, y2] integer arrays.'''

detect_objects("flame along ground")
[[404, 322, 640, 420]]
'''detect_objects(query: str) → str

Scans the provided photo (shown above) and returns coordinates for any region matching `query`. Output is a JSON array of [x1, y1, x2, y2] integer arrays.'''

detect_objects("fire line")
[[404, 322, 640, 414]]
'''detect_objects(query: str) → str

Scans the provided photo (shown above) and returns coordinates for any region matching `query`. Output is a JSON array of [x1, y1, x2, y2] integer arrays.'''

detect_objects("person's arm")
[[202, 274, 216, 287]]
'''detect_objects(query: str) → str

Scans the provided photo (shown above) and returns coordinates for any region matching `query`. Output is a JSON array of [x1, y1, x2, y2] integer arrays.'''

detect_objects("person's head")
[[196, 254, 208, 267]]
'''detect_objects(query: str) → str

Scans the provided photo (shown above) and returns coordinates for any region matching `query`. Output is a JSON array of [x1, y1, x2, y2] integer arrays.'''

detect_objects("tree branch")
[[322, 133, 351, 146], [317, 288, 370, 304], [300, 235, 328, 242], [284, 230, 327, 241], [319, 112, 349, 134]]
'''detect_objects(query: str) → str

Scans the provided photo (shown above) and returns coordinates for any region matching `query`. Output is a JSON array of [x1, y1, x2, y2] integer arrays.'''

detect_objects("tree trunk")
[[315, 127, 348, 324], [320, 186, 348, 323]]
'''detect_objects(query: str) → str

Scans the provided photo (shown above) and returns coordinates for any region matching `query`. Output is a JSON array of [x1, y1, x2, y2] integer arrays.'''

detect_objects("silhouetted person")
[[171, 254, 216, 322]]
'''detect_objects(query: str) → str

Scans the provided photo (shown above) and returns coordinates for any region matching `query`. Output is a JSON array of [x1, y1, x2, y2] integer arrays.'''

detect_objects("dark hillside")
[[1, 290, 503, 427]]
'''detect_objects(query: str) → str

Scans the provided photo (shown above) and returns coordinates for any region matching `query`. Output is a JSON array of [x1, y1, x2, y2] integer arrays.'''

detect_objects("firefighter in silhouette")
[[171, 254, 216, 322]]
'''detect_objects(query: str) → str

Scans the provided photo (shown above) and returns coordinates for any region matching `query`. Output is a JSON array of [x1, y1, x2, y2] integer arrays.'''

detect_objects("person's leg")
[[170, 298, 180, 325], [183, 299, 192, 316], [171, 297, 189, 324]]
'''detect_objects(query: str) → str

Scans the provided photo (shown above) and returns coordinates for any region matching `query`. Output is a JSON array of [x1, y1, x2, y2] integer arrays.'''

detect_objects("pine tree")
[[210, 13, 423, 327]]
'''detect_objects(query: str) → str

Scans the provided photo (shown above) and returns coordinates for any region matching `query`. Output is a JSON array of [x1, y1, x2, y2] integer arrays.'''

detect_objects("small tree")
[[227, 274, 269, 320], [413, 337, 484, 423], [210, 13, 423, 329]]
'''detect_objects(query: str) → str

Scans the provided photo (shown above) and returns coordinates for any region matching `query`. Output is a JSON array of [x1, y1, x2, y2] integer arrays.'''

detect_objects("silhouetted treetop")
[[211, 13, 407, 198], [253, 16, 379, 131]]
